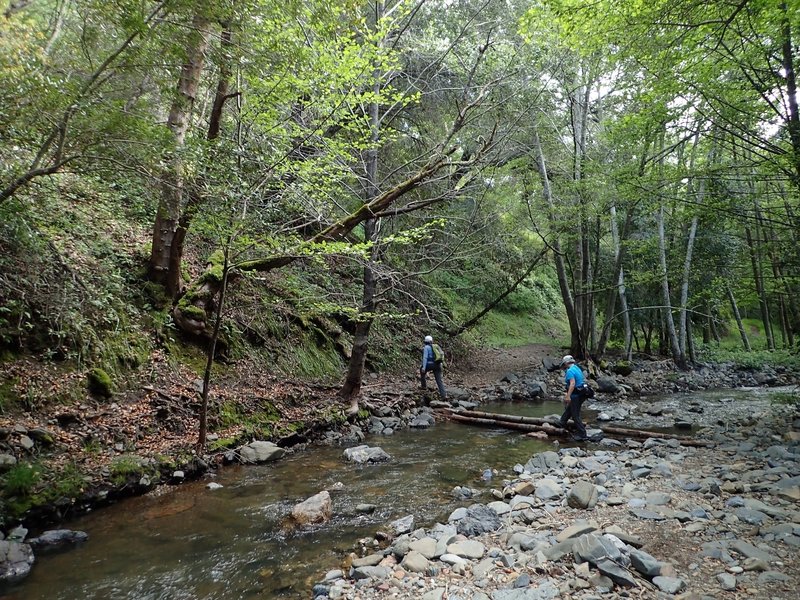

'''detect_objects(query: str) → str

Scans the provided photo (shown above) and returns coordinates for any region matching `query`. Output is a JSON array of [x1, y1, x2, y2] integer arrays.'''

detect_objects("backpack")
[[577, 383, 595, 399], [431, 344, 445, 365]]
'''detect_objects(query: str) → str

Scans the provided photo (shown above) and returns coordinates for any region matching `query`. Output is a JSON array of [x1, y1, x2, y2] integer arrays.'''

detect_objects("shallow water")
[[2, 402, 560, 600]]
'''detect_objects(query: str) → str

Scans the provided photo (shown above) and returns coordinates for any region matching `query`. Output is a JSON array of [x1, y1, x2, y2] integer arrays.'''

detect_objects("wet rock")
[[239, 441, 285, 464], [28, 530, 88, 550], [410, 413, 434, 428], [525, 381, 547, 399], [291, 491, 332, 525], [389, 515, 414, 535], [342, 445, 390, 464], [0, 540, 34, 583]]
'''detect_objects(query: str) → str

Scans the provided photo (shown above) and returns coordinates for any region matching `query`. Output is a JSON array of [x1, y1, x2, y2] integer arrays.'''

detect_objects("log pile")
[[446, 409, 713, 447]]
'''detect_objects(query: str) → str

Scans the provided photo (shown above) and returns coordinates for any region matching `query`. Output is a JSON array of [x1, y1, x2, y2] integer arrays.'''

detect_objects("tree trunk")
[[744, 221, 774, 350], [781, 2, 800, 183], [727, 285, 751, 351], [686, 316, 696, 364], [678, 214, 698, 355], [197, 248, 230, 450], [532, 129, 585, 358], [339, 1, 383, 409], [596, 204, 633, 357], [657, 202, 684, 366], [149, 12, 211, 299]]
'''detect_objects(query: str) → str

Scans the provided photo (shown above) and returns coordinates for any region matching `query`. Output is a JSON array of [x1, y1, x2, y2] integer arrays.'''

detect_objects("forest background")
[[1, 0, 799, 523]]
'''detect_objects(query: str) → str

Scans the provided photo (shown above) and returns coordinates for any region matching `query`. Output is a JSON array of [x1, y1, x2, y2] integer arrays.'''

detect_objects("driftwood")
[[447, 409, 713, 448]]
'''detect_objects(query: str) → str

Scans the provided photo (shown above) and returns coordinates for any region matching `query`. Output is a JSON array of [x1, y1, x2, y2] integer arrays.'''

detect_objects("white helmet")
[[424, 335, 433, 343]]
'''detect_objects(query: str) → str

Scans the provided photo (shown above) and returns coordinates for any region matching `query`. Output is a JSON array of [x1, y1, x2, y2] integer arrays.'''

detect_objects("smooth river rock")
[[291, 491, 332, 525]]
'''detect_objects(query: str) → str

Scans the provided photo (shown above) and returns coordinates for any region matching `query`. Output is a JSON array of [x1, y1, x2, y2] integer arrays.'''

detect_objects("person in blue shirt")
[[420, 335, 446, 400], [559, 354, 587, 441]]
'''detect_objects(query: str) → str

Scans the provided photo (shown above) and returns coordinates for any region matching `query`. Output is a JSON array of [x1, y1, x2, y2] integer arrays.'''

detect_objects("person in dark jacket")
[[559, 354, 587, 441], [420, 335, 446, 400]]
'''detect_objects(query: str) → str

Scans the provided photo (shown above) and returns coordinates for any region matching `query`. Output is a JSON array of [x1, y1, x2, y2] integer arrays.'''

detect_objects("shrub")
[[2, 462, 41, 497]]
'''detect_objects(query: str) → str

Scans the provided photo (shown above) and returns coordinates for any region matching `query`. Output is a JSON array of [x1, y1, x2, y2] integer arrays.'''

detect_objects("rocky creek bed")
[[311, 394, 800, 600]]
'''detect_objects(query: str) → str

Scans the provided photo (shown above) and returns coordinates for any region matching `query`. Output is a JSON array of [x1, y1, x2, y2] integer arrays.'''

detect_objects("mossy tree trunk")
[[149, 11, 211, 299]]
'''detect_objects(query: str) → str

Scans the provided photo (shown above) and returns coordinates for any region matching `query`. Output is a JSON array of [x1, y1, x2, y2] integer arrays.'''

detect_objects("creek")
[[1, 388, 781, 600]]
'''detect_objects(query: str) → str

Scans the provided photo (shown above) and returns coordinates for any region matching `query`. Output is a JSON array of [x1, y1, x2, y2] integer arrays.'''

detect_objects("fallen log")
[[449, 412, 562, 435], [447, 409, 713, 447]]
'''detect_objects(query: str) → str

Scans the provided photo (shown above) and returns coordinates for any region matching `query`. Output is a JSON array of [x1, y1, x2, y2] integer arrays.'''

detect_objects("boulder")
[[389, 515, 414, 535], [0, 540, 34, 583], [28, 530, 88, 550], [455, 505, 502, 537], [596, 377, 620, 393], [653, 576, 686, 594], [567, 481, 598, 509], [239, 441, 285, 464], [572, 533, 622, 565], [401, 550, 429, 573], [525, 450, 561, 473], [342, 445, 391, 464], [628, 548, 662, 578], [0, 454, 16, 472], [542, 357, 561, 372], [534, 479, 563, 500], [291, 491, 332, 525], [446, 539, 485, 559]]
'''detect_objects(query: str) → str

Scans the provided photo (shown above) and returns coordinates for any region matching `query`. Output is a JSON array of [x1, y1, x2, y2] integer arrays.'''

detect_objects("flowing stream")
[[2, 389, 781, 600]]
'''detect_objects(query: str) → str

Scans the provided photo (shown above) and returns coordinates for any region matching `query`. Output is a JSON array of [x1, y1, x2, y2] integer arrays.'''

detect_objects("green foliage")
[[770, 391, 800, 406], [2, 462, 41, 497], [696, 347, 800, 372], [109, 454, 150, 485]]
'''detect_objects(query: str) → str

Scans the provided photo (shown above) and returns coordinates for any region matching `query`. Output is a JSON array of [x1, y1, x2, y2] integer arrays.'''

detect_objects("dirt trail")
[[448, 343, 559, 388]]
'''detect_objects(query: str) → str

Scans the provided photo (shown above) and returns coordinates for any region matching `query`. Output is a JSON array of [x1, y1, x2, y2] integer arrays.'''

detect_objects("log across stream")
[[445, 408, 714, 447]]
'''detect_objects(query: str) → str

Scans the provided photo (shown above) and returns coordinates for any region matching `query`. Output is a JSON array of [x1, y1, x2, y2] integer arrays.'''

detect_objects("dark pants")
[[560, 392, 587, 438], [421, 363, 446, 400]]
